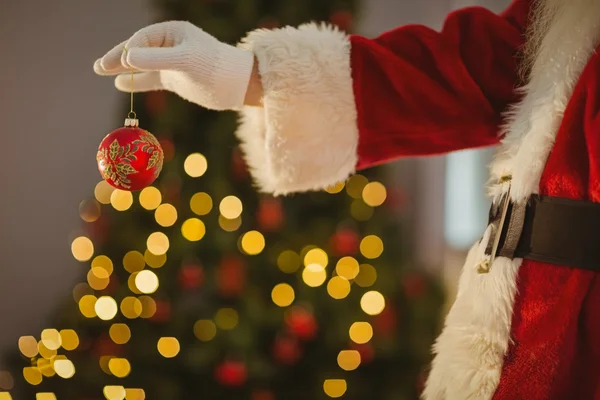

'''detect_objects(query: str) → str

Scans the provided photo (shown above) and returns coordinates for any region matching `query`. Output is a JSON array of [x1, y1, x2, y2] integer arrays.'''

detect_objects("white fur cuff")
[[236, 23, 359, 195]]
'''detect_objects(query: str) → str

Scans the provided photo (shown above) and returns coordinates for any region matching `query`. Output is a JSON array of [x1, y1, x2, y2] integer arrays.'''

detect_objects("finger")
[[114, 72, 165, 93], [94, 41, 128, 75], [122, 46, 187, 72]]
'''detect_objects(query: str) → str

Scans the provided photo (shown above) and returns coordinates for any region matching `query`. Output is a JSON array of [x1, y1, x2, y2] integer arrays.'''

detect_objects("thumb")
[[115, 71, 165, 93]]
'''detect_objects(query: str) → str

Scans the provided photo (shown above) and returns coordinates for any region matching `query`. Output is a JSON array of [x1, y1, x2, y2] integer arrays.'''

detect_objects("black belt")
[[483, 193, 600, 273]]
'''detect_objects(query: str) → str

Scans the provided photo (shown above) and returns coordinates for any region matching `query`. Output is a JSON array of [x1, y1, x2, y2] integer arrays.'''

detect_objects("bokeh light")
[[125, 389, 146, 400], [325, 181, 345, 194], [271, 283, 295, 307], [337, 350, 361, 371], [92, 255, 114, 275], [350, 200, 374, 221], [88, 268, 110, 290], [345, 175, 368, 199], [355, 264, 377, 287], [335, 257, 360, 280], [120, 297, 143, 319], [79, 198, 101, 222], [110, 189, 133, 211], [218, 215, 242, 232], [147, 232, 169, 255], [277, 250, 301, 274], [327, 277, 351, 300], [139, 186, 162, 210], [302, 265, 327, 287], [135, 270, 159, 294], [215, 308, 238, 330], [184, 153, 208, 177], [23, 367, 42, 385], [35, 393, 56, 400], [103, 385, 126, 400], [157, 337, 180, 358], [144, 250, 167, 268], [18, 336, 38, 358], [37, 342, 56, 360], [0, 371, 14, 391], [154, 203, 178, 227], [323, 379, 347, 398], [181, 218, 206, 241], [139, 296, 157, 318], [78, 295, 97, 318], [303, 248, 328, 268], [53, 359, 75, 379], [123, 251, 145, 273], [193, 320, 217, 342], [349, 322, 373, 344], [95, 296, 118, 321], [362, 181, 387, 206], [37, 358, 54, 377], [108, 358, 131, 378], [71, 236, 94, 262], [59, 329, 79, 351], [360, 291, 386, 316], [360, 235, 384, 259], [190, 192, 213, 216], [219, 196, 243, 219], [109, 323, 131, 344], [240, 230, 265, 255], [94, 180, 115, 205], [40, 329, 61, 351]]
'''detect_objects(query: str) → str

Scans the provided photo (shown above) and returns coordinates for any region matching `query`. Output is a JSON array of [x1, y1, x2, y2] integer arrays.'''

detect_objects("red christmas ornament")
[[273, 336, 302, 365], [285, 306, 318, 341], [97, 118, 164, 191], [215, 360, 247, 387], [178, 264, 204, 289]]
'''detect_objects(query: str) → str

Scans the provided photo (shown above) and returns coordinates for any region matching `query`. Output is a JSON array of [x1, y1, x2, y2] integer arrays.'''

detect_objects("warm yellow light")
[[60, 329, 79, 351], [157, 337, 180, 358], [327, 277, 351, 300], [120, 297, 143, 319], [99, 356, 112, 375], [108, 358, 131, 378], [139, 186, 162, 210], [360, 235, 384, 259], [35, 394, 57, 400], [125, 388, 146, 400], [302, 265, 327, 287], [78, 295, 98, 318], [71, 236, 94, 262], [323, 379, 347, 398], [181, 218, 206, 242], [240, 230, 265, 255], [95, 296, 118, 321], [79, 198, 101, 222], [355, 264, 377, 287], [103, 385, 126, 400], [335, 257, 360, 280], [215, 308, 238, 330], [92, 255, 114, 275], [94, 180, 115, 205], [109, 323, 131, 344], [0, 371, 13, 391], [184, 153, 208, 177], [146, 232, 169, 255], [0, 393, 12, 400], [350, 199, 374, 221], [277, 250, 301, 274], [18, 336, 38, 358], [37, 342, 56, 360], [349, 322, 373, 344], [219, 196, 243, 219], [135, 270, 159, 294], [271, 283, 295, 307], [337, 350, 361, 371], [110, 189, 133, 211], [123, 250, 145, 273], [346, 175, 368, 199], [144, 250, 167, 268], [325, 181, 345, 194], [88, 268, 110, 290], [154, 203, 178, 227], [362, 181, 387, 206], [36, 358, 54, 378], [218, 215, 242, 232], [193, 320, 217, 342], [127, 274, 142, 295], [53, 359, 75, 379], [23, 367, 42, 385], [139, 296, 157, 318], [190, 192, 213, 216], [360, 291, 386, 316], [304, 248, 328, 268], [40, 329, 61, 351]]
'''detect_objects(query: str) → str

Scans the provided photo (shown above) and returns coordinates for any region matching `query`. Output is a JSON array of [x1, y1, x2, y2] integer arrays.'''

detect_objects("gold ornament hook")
[[122, 46, 138, 126]]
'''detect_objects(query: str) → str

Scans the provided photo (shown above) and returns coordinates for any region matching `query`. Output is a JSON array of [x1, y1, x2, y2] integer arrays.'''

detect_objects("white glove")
[[93, 21, 255, 111]]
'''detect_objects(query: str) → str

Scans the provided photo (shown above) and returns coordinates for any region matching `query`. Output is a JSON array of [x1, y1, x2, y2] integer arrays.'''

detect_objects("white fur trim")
[[235, 23, 358, 195], [425, 3, 600, 399]]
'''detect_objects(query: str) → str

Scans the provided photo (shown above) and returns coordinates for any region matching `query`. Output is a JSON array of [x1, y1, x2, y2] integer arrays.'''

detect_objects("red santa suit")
[[234, 0, 600, 398]]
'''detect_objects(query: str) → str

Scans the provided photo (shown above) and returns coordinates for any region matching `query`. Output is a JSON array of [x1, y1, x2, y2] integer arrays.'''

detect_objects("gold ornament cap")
[[124, 117, 139, 127]]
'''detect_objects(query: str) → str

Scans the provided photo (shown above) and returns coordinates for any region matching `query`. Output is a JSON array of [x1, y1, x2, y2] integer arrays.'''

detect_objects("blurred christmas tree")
[[2, 1, 444, 399]]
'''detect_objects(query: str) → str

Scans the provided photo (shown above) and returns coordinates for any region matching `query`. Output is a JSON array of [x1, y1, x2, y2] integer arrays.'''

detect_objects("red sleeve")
[[351, 0, 532, 170]]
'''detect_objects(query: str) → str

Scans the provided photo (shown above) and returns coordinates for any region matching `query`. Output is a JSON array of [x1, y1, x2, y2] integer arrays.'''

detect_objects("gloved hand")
[[93, 21, 255, 110]]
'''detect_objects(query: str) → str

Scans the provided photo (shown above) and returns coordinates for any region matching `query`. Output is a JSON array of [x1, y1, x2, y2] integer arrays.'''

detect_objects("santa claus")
[[93, 0, 600, 398]]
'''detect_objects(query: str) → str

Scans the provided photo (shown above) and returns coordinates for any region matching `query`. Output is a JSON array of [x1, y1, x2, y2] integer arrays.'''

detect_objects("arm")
[[235, 0, 532, 194]]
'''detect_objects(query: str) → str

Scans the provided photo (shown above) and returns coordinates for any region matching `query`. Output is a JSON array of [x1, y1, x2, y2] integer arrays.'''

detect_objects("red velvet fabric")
[[349, 0, 600, 398]]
